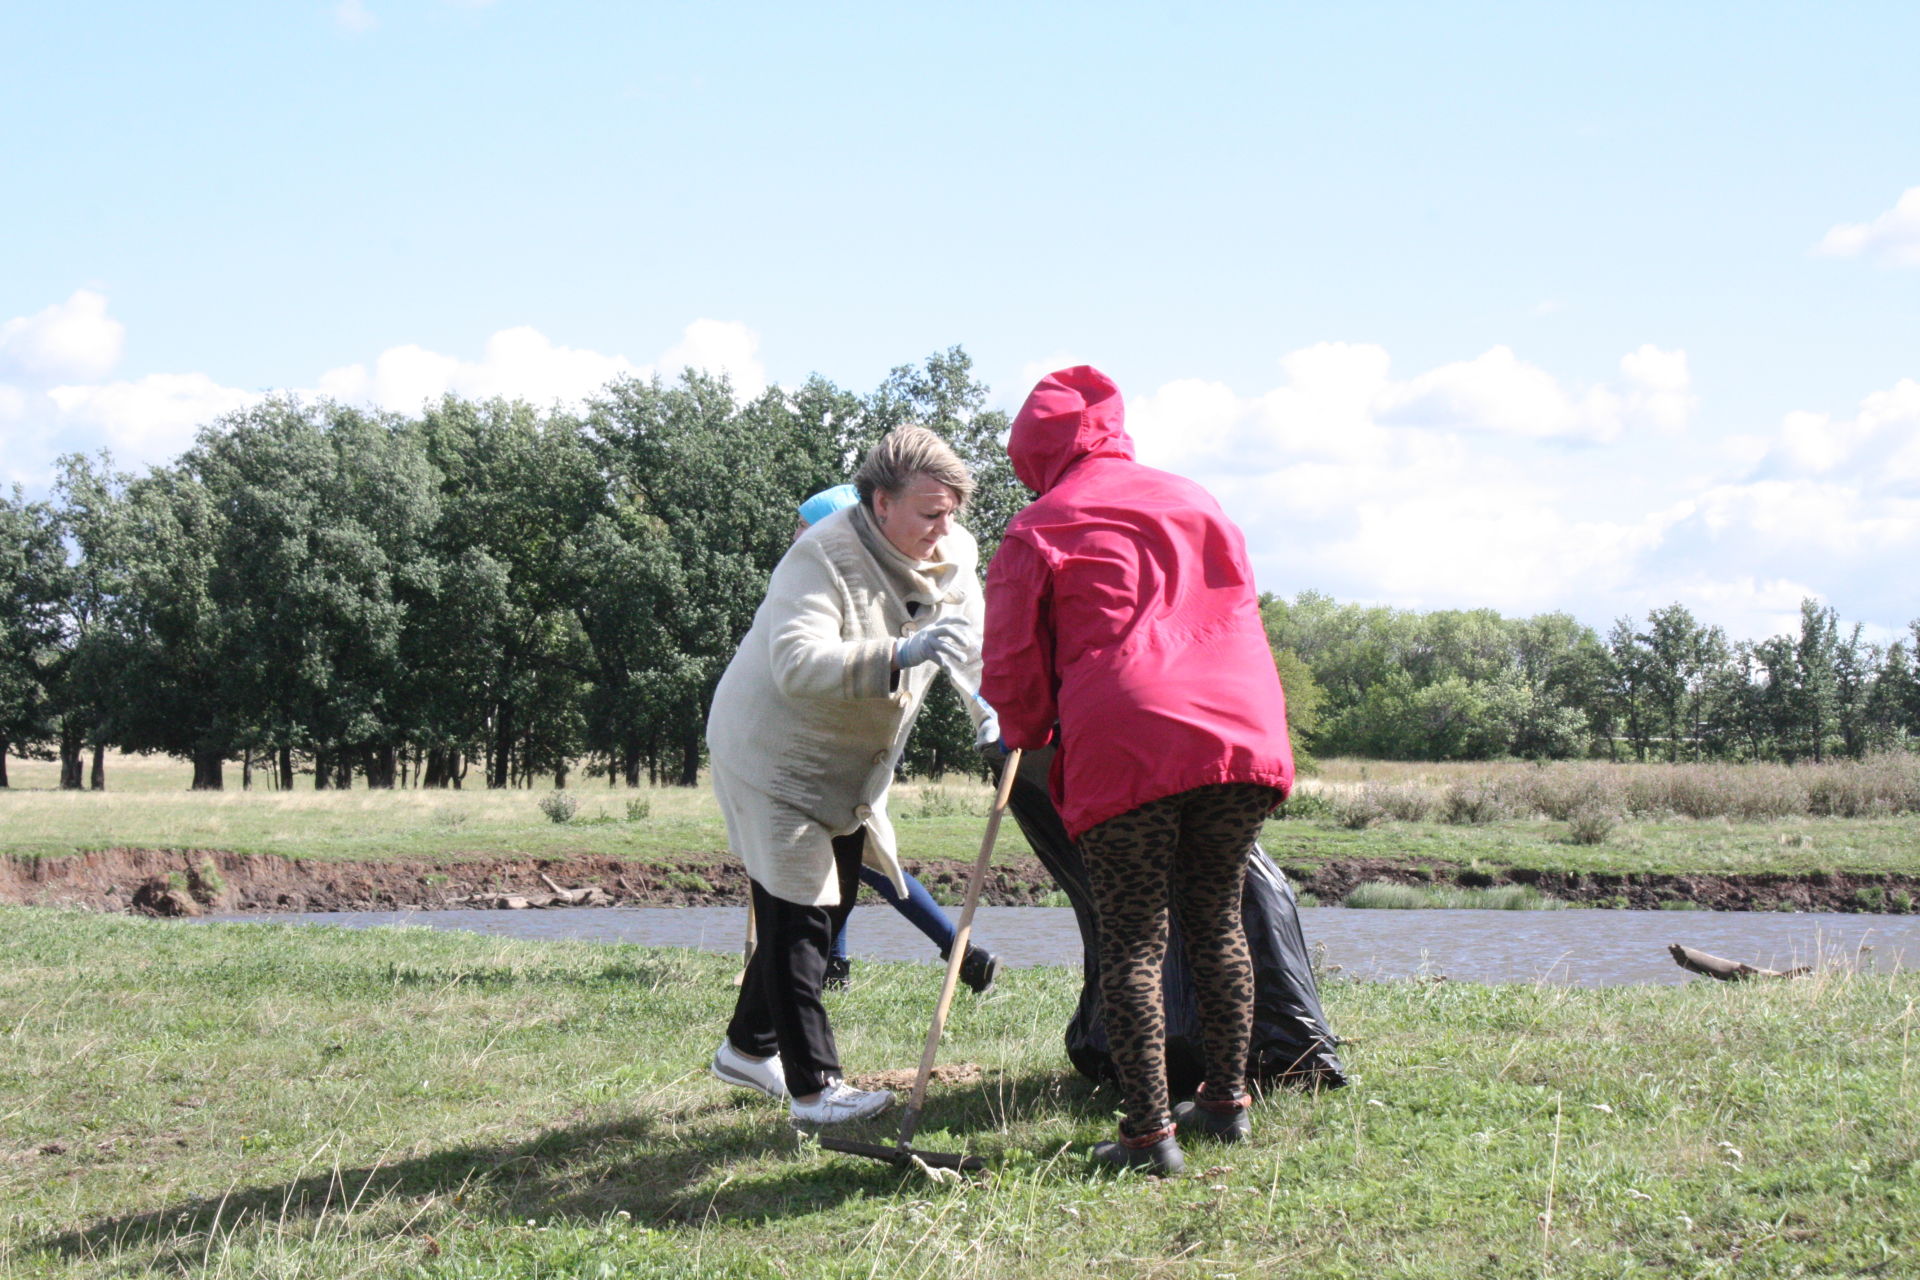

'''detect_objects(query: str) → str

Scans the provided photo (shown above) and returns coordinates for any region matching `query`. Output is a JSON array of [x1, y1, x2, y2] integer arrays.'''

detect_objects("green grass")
[[1342, 881, 1567, 910], [5, 753, 1919, 882], [3, 907, 1918, 1278]]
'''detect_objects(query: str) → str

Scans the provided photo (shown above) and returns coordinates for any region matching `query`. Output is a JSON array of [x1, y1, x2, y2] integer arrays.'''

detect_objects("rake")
[[818, 747, 1022, 1173]]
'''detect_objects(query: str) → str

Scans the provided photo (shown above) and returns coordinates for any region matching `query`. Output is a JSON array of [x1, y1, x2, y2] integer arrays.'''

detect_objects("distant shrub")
[[1442, 783, 1507, 825], [1565, 804, 1618, 846], [1334, 790, 1387, 830], [1376, 783, 1436, 823], [625, 797, 652, 822], [908, 787, 971, 819], [1277, 789, 1333, 821], [1854, 886, 1886, 912], [538, 791, 579, 824]]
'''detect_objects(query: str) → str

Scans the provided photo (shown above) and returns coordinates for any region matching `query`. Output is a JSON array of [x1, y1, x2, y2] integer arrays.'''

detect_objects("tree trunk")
[[677, 727, 700, 787], [0, 739, 9, 788], [366, 744, 396, 789], [452, 750, 465, 790], [191, 749, 224, 791], [491, 705, 513, 789], [91, 743, 106, 790], [554, 759, 569, 789], [313, 748, 332, 791], [335, 755, 353, 790], [278, 745, 294, 792], [242, 748, 252, 791], [59, 723, 84, 790]]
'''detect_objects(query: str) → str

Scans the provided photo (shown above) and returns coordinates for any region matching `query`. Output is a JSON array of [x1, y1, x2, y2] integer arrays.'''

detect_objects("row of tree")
[[1263, 592, 1920, 764], [8, 345, 1919, 789], [0, 349, 1022, 790]]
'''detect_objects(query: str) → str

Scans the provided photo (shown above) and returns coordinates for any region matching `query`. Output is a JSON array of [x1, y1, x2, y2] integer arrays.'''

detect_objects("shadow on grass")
[[30, 1069, 1117, 1269]]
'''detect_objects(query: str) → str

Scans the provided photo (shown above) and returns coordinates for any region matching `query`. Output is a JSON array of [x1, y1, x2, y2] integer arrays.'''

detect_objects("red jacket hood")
[[1008, 365, 1135, 494]]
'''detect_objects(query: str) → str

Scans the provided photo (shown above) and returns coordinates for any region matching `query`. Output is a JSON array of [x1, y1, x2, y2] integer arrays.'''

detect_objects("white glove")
[[894, 616, 973, 670], [973, 699, 1003, 751]]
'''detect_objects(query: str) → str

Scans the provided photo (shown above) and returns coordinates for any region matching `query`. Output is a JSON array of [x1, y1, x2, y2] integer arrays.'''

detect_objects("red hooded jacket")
[[981, 366, 1294, 839]]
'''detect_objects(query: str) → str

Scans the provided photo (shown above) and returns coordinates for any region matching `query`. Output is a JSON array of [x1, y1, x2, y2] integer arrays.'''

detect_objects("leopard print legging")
[[1079, 781, 1280, 1138]]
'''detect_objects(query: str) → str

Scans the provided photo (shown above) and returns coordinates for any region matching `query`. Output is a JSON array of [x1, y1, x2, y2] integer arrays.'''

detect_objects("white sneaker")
[[790, 1078, 895, 1127], [711, 1040, 787, 1100]]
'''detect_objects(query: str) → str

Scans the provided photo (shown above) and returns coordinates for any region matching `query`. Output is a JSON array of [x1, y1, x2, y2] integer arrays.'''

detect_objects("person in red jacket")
[[981, 365, 1295, 1175]]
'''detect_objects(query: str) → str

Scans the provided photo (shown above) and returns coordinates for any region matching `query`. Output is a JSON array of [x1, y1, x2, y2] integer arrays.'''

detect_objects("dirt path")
[[6, 848, 1918, 916]]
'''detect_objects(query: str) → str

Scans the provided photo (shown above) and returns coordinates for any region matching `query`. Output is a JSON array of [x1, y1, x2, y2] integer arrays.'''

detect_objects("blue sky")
[[4, 2, 1917, 641]]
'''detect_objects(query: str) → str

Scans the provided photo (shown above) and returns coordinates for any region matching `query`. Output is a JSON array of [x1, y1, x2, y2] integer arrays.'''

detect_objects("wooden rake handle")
[[897, 748, 1022, 1146]]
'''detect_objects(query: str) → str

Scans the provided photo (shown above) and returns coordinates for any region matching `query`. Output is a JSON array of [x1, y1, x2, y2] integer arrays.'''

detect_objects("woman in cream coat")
[[707, 426, 990, 1127]]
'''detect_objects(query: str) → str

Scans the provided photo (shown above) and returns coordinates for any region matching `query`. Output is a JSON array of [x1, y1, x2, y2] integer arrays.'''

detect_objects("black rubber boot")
[[958, 945, 1000, 995], [1173, 1095, 1251, 1143], [1090, 1131, 1185, 1176], [822, 955, 851, 991]]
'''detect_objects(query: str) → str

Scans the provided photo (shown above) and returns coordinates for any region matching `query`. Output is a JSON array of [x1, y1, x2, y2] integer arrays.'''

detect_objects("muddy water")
[[198, 905, 1920, 986]]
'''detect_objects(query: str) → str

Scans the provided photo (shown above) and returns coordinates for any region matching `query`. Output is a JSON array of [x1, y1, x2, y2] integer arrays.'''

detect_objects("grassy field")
[[3, 907, 1916, 1278], [6, 753, 1920, 885]]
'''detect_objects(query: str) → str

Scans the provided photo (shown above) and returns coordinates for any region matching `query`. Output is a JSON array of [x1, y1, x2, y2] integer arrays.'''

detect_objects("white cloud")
[[0, 293, 771, 486], [315, 326, 640, 411], [1108, 343, 1920, 637], [333, 0, 378, 33], [47, 374, 263, 464], [1814, 186, 1920, 267], [0, 289, 125, 383], [658, 318, 766, 398], [1374, 343, 1690, 442]]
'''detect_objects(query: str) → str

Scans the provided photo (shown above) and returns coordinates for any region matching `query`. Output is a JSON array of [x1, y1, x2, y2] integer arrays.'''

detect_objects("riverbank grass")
[[4, 907, 1916, 1278]]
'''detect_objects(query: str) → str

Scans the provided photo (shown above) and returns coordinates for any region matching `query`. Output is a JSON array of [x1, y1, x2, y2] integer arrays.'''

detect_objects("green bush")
[[1442, 783, 1506, 825], [625, 796, 652, 822], [538, 791, 579, 824], [1565, 804, 1618, 846]]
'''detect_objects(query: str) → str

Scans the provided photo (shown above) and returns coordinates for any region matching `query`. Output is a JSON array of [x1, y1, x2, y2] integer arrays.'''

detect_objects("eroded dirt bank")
[[4, 849, 1918, 916]]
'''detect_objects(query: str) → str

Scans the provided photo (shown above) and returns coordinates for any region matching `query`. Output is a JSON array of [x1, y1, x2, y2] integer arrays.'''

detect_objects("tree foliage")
[[0, 350, 1018, 789], [1260, 590, 1920, 764]]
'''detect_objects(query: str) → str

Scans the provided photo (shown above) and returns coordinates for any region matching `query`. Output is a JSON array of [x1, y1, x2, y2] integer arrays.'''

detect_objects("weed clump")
[[538, 792, 580, 824], [1334, 791, 1387, 829], [625, 797, 652, 822], [1442, 783, 1506, 825], [1565, 804, 1618, 846]]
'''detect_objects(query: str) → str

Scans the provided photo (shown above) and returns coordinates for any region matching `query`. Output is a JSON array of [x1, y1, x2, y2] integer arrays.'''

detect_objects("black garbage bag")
[[1002, 748, 1346, 1094]]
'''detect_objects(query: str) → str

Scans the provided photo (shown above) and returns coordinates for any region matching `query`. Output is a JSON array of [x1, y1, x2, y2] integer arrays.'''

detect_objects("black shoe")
[[1173, 1097, 1251, 1143], [958, 945, 1000, 995], [823, 956, 851, 990], [1090, 1133, 1185, 1176]]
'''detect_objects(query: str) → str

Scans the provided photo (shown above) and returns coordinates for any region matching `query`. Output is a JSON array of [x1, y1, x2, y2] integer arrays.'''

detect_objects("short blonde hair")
[[853, 425, 974, 511]]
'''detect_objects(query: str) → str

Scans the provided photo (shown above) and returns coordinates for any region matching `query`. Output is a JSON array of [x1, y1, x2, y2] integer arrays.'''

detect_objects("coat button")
[[872, 750, 889, 765], [854, 803, 873, 820]]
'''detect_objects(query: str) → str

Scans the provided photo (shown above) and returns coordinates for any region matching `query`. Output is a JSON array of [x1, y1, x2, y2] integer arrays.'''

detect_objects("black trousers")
[[725, 831, 865, 1097]]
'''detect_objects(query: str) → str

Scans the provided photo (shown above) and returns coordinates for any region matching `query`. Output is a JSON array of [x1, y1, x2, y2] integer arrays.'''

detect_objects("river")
[[198, 904, 1920, 986]]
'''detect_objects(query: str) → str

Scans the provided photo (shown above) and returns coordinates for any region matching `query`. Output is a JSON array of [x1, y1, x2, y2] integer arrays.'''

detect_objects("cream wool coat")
[[706, 503, 986, 906]]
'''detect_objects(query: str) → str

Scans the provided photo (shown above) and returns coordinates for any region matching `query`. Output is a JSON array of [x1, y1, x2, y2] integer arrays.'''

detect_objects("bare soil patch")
[[4, 848, 1914, 915]]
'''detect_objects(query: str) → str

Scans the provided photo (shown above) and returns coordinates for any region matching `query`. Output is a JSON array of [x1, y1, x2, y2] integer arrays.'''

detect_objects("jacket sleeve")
[[981, 533, 1058, 749], [765, 545, 896, 701]]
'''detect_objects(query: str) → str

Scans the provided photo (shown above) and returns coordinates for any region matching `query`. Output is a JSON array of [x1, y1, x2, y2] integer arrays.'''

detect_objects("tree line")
[[7, 347, 1919, 789], [1264, 592, 1920, 765], [0, 349, 1022, 790]]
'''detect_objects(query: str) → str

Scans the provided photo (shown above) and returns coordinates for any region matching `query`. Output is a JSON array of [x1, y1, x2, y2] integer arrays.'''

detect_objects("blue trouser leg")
[[859, 864, 958, 955]]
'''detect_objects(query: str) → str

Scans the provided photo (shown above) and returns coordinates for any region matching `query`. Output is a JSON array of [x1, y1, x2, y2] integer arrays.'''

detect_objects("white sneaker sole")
[[711, 1052, 786, 1100]]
